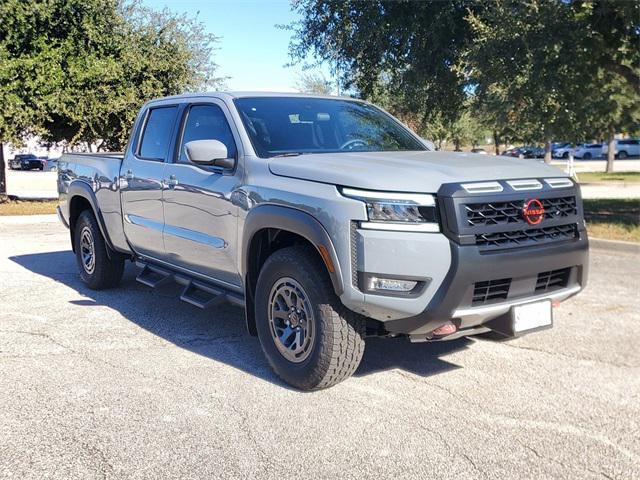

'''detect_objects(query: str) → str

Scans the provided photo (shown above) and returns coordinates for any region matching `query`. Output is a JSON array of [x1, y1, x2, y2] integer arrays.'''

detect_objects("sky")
[[143, 0, 330, 92]]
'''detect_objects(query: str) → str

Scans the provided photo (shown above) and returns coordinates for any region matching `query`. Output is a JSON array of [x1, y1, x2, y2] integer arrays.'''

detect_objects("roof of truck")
[[148, 91, 359, 103]]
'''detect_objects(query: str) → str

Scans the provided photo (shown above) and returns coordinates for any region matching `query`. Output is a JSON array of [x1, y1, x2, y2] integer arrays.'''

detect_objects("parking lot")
[[0, 216, 639, 479]]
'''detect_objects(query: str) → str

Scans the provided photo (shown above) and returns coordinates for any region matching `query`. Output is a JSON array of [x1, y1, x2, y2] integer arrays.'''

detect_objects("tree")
[[467, 1, 639, 168], [294, 71, 334, 95], [38, 0, 224, 150], [290, 1, 639, 169], [0, 0, 223, 180], [288, 0, 473, 128]]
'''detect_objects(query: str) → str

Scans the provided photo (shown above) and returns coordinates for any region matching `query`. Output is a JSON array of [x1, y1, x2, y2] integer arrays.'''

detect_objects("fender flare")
[[67, 181, 117, 255], [241, 204, 344, 295], [241, 204, 345, 336]]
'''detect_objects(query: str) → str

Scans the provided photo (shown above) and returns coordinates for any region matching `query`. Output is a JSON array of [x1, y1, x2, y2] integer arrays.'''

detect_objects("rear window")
[[139, 106, 178, 160]]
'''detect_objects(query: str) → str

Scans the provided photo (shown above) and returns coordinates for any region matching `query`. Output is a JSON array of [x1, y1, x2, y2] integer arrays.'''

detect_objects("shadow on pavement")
[[10, 250, 470, 388]]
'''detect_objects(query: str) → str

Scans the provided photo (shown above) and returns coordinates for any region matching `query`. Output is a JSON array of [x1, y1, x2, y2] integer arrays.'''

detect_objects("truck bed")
[[58, 152, 130, 254]]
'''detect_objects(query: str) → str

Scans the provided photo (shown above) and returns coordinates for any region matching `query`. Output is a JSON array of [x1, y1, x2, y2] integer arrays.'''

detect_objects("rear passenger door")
[[121, 105, 178, 259], [161, 101, 243, 289]]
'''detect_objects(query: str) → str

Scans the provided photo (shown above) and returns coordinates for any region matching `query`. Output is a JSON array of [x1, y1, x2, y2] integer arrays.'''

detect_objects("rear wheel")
[[618, 150, 628, 159], [255, 246, 365, 390], [74, 210, 124, 290], [583, 152, 592, 159]]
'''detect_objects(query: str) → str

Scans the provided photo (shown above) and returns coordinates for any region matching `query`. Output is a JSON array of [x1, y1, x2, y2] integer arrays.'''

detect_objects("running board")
[[135, 260, 245, 309], [180, 281, 226, 310], [136, 264, 173, 288]]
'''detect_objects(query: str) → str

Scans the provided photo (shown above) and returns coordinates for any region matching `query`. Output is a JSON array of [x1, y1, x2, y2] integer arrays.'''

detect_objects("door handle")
[[166, 175, 178, 188], [125, 169, 134, 180]]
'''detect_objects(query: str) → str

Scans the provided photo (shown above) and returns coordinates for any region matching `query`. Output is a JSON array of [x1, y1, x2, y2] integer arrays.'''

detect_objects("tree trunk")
[[0, 140, 7, 202], [493, 131, 500, 155], [544, 139, 552, 164], [606, 127, 615, 173]]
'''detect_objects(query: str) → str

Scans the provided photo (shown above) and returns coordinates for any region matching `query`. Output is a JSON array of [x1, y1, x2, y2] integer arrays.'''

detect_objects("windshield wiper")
[[270, 152, 304, 158]]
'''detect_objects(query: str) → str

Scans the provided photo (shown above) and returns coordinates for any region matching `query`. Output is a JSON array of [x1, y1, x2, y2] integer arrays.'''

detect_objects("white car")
[[573, 143, 602, 159], [602, 139, 640, 159], [552, 143, 574, 159]]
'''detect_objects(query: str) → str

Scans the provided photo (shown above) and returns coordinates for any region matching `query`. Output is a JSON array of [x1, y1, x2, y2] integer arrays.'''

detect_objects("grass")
[[583, 199, 640, 243], [0, 197, 638, 243], [577, 171, 640, 183], [0, 199, 58, 216]]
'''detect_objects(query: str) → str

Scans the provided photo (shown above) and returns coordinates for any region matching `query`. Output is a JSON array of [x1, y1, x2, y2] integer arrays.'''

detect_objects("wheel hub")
[[80, 226, 96, 274], [268, 277, 315, 363]]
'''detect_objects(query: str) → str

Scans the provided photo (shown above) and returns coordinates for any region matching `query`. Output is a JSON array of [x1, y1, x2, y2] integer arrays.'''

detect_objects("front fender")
[[241, 204, 344, 296]]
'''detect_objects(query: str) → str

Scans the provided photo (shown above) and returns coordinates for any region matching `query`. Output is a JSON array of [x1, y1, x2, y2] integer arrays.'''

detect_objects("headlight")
[[341, 187, 439, 232]]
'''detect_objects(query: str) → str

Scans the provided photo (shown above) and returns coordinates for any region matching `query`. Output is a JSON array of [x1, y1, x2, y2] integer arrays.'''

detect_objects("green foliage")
[[0, 0, 223, 150], [289, 0, 639, 156], [294, 71, 334, 95], [289, 0, 472, 126]]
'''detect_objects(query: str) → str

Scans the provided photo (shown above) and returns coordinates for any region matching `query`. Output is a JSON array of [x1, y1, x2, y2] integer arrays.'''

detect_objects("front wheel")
[[255, 246, 365, 390], [74, 210, 124, 290], [618, 151, 628, 159]]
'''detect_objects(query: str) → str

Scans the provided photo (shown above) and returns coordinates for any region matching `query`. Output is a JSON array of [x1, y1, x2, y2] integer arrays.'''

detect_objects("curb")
[[589, 237, 640, 254]]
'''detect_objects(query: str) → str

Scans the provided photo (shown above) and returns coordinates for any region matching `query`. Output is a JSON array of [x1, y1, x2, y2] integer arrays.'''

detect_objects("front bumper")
[[382, 232, 588, 336]]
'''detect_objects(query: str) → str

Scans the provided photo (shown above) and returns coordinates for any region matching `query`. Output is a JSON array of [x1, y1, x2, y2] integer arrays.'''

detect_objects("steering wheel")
[[340, 138, 368, 151]]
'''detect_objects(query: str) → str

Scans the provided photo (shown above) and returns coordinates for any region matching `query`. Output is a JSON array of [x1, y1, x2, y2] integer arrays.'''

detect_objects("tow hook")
[[432, 321, 457, 337]]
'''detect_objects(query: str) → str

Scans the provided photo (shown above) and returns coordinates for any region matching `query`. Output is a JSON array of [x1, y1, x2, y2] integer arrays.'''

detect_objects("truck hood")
[[268, 151, 566, 192]]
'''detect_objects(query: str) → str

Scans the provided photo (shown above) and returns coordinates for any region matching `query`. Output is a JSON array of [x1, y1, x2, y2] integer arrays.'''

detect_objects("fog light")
[[367, 276, 417, 292]]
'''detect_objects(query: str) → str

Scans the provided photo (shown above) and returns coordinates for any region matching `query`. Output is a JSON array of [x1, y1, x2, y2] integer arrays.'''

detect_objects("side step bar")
[[135, 260, 244, 309]]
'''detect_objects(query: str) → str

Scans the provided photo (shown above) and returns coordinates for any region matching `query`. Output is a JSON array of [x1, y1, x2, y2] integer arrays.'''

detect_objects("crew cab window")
[[178, 105, 237, 163], [139, 106, 178, 160]]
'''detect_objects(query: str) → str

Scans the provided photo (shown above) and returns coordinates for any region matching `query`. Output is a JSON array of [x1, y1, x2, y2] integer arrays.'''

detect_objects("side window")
[[178, 105, 237, 163], [139, 106, 178, 160]]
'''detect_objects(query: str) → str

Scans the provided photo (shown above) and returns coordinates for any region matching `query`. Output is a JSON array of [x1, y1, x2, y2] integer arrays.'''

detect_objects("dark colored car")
[[503, 146, 544, 159], [10, 154, 44, 170]]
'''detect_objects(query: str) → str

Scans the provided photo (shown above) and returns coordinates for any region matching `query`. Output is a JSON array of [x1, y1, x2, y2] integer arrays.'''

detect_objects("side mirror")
[[184, 140, 235, 169]]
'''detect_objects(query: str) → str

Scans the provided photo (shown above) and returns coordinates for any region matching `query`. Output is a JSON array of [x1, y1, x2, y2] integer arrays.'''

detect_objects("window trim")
[[135, 105, 180, 162], [173, 101, 240, 174]]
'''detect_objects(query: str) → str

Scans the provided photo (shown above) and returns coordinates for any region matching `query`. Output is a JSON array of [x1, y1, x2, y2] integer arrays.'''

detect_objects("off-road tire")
[[74, 210, 124, 290], [255, 246, 365, 390]]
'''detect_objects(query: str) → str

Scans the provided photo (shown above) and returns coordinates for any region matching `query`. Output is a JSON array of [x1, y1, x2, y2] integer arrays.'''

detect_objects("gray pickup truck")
[[57, 92, 588, 390]]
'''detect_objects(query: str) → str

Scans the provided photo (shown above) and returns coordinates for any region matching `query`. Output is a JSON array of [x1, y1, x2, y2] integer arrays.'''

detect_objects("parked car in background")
[[602, 139, 640, 159], [552, 143, 573, 159], [503, 146, 544, 158], [9, 153, 43, 170], [470, 148, 488, 154], [573, 143, 602, 159], [502, 147, 523, 157]]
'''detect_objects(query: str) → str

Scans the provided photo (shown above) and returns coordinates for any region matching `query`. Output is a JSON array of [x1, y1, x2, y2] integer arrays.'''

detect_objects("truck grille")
[[465, 196, 576, 226], [535, 268, 571, 292], [472, 278, 511, 305], [475, 224, 578, 249]]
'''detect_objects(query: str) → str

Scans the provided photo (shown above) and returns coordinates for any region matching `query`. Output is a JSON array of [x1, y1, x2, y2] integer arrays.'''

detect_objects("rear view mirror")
[[184, 140, 235, 169]]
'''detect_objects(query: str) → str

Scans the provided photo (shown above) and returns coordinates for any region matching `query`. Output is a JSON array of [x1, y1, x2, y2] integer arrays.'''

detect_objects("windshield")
[[234, 97, 426, 158]]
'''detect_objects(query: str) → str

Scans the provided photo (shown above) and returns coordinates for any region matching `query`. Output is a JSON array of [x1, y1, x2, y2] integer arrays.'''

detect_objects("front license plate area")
[[512, 300, 553, 334]]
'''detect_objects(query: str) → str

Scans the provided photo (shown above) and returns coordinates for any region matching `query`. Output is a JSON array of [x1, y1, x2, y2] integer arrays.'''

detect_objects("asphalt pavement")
[[0, 217, 638, 479]]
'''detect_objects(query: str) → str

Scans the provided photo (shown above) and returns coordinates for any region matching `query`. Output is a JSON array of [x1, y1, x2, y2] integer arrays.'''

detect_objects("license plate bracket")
[[487, 300, 553, 337]]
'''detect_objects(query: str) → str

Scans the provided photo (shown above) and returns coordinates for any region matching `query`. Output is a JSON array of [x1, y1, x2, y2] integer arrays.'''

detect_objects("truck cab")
[[57, 92, 589, 390]]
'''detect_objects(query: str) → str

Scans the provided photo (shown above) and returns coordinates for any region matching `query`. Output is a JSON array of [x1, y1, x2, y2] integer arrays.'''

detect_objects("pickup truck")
[[57, 92, 589, 390]]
